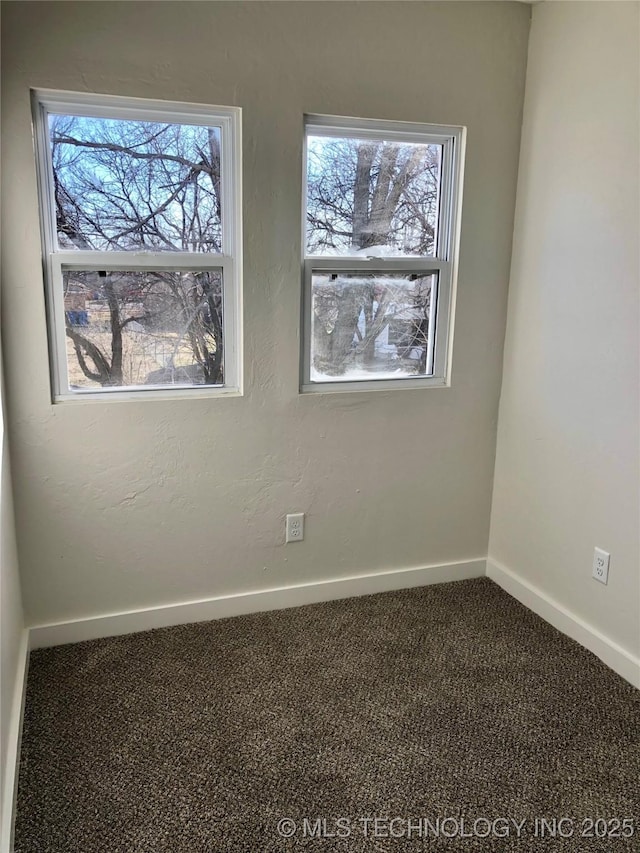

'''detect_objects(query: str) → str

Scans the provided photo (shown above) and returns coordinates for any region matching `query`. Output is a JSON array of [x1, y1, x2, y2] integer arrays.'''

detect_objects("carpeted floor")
[[15, 578, 640, 852]]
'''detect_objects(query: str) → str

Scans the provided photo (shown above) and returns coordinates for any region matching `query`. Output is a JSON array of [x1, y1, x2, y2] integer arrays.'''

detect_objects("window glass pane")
[[62, 270, 223, 390], [310, 272, 437, 382], [306, 135, 442, 257], [50, 115, 222, 252]]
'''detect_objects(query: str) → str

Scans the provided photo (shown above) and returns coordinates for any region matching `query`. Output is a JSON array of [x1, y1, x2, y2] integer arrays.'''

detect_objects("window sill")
[[52, 386, 242, 405], [299, 376, 449, 395]]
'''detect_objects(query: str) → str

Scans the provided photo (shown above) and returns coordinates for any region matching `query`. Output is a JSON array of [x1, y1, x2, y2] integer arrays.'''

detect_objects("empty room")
[[1, 1, 638, 851]]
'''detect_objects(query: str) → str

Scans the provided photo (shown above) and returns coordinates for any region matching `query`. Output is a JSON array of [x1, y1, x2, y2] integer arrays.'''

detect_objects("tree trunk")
[[103, 274, 124, 385]]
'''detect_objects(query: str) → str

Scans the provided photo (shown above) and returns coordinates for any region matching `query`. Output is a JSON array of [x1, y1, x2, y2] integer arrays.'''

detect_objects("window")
[[32, 90, 242, 401], [302, 115, 464, 392]]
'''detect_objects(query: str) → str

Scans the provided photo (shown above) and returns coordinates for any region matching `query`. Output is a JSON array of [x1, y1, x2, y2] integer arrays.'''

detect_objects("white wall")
[[1, 1, 530, 627], [0, 371, 26, 849], [489, 1, 640, 659]]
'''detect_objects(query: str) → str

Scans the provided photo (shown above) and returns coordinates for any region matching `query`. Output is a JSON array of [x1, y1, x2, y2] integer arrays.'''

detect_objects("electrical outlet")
[[286, 513, 304, 543], [592, 547, 610, 585]]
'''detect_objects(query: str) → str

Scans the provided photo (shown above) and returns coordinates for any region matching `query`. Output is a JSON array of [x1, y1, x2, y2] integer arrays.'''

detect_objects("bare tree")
[[307, 137, 439, 375], [51, 115, 225, 386]]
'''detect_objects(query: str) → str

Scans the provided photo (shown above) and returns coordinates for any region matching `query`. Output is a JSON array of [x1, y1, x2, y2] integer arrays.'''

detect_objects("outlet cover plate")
[[592, 547, 610, 585], [286, 513, 305, 543]]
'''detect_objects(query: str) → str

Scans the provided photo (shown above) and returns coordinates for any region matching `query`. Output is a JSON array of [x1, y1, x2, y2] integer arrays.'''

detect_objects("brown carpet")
[[15, 578, 640, 852]]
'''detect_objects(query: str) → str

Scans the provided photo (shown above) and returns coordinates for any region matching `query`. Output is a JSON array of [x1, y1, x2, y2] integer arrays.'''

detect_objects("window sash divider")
[[52, 252, 232, 272], [304, 258, 448, 275]]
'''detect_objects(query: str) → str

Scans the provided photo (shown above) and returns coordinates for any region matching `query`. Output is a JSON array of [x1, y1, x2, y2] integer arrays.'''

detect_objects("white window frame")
[[301, 114, 465, 394], [31, 89, 243, 403]]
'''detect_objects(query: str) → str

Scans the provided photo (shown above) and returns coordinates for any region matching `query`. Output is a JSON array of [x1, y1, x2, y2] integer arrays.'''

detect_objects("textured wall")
[[1, 1, 530, 624], [489, 1, 640, 656], [1, 383, 25, 844]]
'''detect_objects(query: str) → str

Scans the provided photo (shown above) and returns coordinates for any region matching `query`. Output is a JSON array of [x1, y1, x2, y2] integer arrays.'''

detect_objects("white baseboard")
[[487, 558, 640, 690], [1, 629, 29, 853], [29, 558, 486, 650]]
